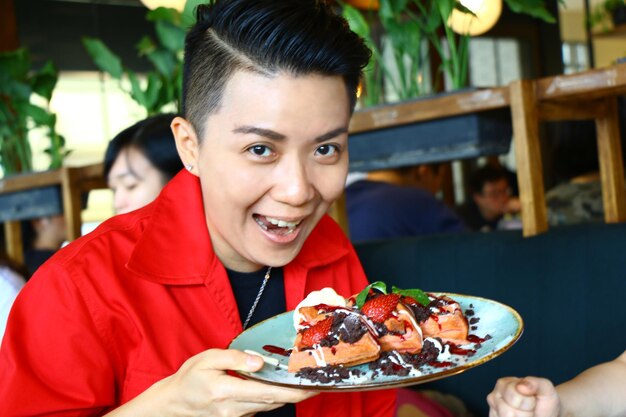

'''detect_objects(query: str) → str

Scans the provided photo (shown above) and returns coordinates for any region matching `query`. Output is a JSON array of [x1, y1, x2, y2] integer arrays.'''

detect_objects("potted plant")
[[82, 0, 204, 115], [341, 0, 561, 171], [0, 48, 69, 177], [590, 0, 626, 32], [344, 0, 561, 101]]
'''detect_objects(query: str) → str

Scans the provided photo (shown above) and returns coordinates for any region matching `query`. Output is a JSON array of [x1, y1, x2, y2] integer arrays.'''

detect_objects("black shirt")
[[226, 267, 296, 417]]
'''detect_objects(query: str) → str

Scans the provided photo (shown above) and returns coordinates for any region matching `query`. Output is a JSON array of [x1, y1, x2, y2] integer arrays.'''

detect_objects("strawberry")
[[361, 293, 401, 323], [300, 316, 334, 348]]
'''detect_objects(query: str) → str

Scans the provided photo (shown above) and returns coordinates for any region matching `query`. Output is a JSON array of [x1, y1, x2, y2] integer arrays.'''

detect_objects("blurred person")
[[544, 121, 620, 227], [346, 164, 465, 242], [22, 214, 67, 277], [456, 165, 520, 232], [487, 349, 626, 417], [0, 247, 26, 341], [104, 113, 183, 214]]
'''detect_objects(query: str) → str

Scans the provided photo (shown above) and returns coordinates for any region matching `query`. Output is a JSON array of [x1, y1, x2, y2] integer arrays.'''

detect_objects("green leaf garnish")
[[391, 286, 430, 306], [355, 281, 387, 308]]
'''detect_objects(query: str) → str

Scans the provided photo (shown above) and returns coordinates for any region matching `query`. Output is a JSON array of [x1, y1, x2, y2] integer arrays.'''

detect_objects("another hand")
[[110, 349, 316, 417], [487, 376, 561, 417], [505, 197, 521, 214]]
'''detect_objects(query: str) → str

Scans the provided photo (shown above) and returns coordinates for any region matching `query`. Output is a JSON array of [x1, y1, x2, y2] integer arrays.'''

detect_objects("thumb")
[[516, 377, 555, 398]]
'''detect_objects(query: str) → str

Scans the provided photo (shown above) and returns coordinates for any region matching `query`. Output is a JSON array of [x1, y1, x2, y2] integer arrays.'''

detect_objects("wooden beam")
[[537, 100, 606, 121], [595, 98, 626, 223], [349, 87, 510, 133], [534, 63, 626, 102], [509, 79, 548, 237]]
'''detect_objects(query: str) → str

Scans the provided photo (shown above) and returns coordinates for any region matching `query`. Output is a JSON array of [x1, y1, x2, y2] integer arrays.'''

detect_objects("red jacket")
[[0, 171, 396, 416]]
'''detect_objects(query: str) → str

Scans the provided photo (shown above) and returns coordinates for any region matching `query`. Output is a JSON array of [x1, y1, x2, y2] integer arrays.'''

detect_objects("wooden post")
[[329, 193, 350, 237], [4, 221, 23, 265], [60, 167, 83, 241], [509, 79, 548, 236], [595, 98, 626, 223]]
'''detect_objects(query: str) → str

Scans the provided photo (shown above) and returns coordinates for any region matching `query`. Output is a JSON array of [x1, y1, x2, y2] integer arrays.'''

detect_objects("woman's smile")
[[253, 214, 304, 243]]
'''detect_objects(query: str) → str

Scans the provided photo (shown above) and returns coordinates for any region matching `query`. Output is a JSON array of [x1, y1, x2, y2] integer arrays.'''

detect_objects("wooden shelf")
[[0, 163, 106, 264], [344, 63, 626, 237], [592, 23, 626, 38]]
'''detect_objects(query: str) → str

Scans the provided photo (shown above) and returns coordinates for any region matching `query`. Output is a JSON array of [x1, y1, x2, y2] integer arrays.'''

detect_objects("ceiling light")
[[448, 0, 503, 36], [139, 0, 185, 12]]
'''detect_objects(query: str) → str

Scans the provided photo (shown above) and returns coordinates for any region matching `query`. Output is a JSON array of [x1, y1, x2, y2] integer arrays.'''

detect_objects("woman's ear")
[[171, 117, 200, 176]]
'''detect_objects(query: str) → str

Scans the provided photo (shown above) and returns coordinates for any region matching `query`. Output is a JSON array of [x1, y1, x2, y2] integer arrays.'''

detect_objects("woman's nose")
[[271, 158, 315, 207], [113, 190, 129, 215]]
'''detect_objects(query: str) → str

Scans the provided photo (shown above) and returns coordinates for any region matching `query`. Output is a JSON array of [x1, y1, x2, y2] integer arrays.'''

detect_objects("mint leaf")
[[355, 281, 387, 308], [391, 286, 430, 306]]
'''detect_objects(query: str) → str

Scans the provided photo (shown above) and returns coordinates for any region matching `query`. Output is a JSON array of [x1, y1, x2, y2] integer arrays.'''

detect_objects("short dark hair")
[[103, 113, 183, 183], [469, 165, 508, 195], [182, 0, 371, 139]]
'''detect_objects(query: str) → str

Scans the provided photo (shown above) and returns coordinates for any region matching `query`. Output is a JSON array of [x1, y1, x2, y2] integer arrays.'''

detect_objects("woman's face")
[[107, 147, 166, 215], [174, 71, 351, 272]]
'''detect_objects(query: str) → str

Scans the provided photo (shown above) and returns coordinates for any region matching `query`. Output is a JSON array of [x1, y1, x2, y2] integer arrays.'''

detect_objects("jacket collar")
[[127, 170, 350, 284]]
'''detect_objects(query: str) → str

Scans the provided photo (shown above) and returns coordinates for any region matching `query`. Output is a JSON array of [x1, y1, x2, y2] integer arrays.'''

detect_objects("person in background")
[[544, 121, 609, 227], [0, 248, 26, 342], [456, 164, 520, 232], [22, 214, 67, 277], [346, 164, 465, 242], [104, 113, 183, 215], [487, 349, 626, 417], [0, 1, 395, 415]]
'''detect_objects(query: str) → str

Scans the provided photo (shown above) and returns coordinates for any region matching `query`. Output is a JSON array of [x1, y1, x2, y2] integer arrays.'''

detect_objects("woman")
[[0, 1, 395, 416], [104, 113, 183, 214]]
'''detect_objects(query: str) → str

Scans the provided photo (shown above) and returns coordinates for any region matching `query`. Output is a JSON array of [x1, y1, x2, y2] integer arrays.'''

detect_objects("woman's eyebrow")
[[314, 127, 348, 143], [233, 125, 286, 141], [233, 125, 348, 143]]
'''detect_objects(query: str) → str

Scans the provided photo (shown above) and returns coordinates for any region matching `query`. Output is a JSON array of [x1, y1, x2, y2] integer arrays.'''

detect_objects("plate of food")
[[229, 282, 523, 391]]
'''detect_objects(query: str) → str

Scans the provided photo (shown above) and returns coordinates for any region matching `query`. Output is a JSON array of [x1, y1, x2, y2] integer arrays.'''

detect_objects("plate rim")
[[229, 292, 524, 391]]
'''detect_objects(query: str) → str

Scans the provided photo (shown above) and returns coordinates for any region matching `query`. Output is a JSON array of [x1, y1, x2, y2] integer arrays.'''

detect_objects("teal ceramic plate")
[[228, 293, 523, 391]]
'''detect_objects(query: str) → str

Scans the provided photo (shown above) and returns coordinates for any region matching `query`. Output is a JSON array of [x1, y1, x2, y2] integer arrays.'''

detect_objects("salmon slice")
[[288, 327, 380, 372], [419, 295, 469, 344], [378, 304, 423, 354]]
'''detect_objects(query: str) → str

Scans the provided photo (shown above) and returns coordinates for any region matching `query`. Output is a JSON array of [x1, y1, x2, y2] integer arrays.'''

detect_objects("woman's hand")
[[108, 349, 316, 417], [487, 376, 561, 417]]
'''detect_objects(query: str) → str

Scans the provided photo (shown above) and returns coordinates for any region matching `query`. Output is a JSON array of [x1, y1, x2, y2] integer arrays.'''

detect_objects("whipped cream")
[[293, 287, 346, 330]]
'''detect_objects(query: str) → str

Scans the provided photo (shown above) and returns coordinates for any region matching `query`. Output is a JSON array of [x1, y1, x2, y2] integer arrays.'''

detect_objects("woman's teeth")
[[267, 217, 300, 228], [254, 215, 302, 233]]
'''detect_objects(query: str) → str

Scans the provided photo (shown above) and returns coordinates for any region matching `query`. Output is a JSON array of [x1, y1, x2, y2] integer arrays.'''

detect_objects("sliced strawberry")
[[299, 316, 334, 348], [361, 293, 401, 323], [401, 296, 419, 306]]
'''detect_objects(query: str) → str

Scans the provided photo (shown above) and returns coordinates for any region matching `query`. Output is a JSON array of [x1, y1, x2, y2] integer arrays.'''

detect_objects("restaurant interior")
[[1, 0, 625, 416]]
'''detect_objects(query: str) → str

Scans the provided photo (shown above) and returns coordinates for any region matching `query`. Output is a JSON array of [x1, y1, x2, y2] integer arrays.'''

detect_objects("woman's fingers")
[[179, 348, 317, 410], [188, 348, 265, 372], [488, 376, 560, 417]]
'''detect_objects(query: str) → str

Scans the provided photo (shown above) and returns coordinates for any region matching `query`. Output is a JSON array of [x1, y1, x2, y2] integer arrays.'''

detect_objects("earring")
[[185, 164, 193, 171]]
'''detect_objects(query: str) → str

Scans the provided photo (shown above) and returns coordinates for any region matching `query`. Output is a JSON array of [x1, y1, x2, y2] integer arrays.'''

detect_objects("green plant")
[[82, 0, 203, 115], [0, 48, 69, 177], [589, 0, 625, 32], [344, 0, 431, 106], [343, 0, 561, 105]]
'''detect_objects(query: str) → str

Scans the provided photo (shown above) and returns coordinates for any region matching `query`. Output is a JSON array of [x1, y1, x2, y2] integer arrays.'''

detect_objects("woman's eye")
[[315, 144, 339, 157], [248, 145, 273, 157]]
